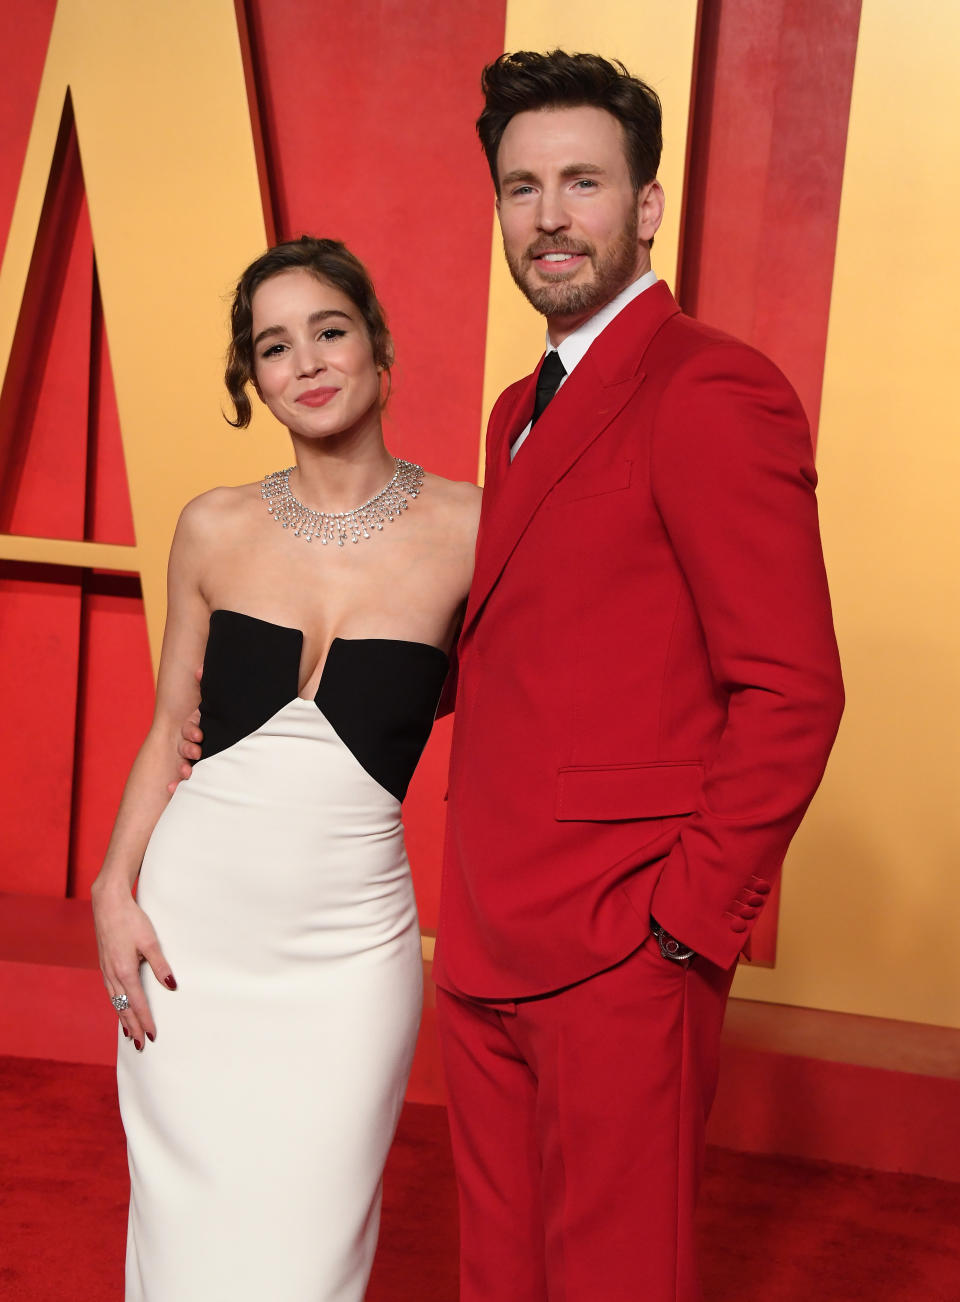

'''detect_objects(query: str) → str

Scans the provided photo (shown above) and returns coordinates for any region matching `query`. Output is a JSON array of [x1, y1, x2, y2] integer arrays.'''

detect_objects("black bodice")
[[198, 609, 449, 801]]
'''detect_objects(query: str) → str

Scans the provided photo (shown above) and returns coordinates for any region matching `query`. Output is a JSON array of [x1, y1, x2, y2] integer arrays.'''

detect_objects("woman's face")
[[250, 268, 382, 441]]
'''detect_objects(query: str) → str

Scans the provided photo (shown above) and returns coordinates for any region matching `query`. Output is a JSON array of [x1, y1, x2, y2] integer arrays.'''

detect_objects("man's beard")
[[505, 208, 641, 319]]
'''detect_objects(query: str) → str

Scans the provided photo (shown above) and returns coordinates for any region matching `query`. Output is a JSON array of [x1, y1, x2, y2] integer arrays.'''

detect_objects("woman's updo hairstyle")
[[224, 235, 393, 429]]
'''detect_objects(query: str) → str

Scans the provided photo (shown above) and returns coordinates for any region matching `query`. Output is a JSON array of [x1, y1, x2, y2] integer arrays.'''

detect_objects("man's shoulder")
[[656, 309, 758, 360], [651, 311, 798, 397], [584, 286, 787, 390]]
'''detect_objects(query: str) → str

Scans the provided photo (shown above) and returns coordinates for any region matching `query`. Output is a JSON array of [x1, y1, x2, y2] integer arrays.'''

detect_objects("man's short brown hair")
[[477, 50, 662, 196]]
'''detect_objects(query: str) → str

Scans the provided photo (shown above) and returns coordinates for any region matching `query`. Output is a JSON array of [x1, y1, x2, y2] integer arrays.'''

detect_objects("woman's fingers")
[[141, 936, 178, 997], [175, 708, 203, 788], [171, 682, 204, 789], [120, 1011, 145, 1049], [108, 964, 151, 1047], [107, 983, 134, 1041], [97, 899, 174, 1049], [179, 720, 202, 751]]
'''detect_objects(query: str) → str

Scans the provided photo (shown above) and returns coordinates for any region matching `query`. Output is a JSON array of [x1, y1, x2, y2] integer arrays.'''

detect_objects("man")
[[430, 50, 843, 1301]]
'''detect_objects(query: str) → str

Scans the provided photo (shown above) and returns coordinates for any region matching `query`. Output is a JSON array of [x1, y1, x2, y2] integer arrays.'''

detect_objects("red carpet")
[[2, 1055, 959, 1300]]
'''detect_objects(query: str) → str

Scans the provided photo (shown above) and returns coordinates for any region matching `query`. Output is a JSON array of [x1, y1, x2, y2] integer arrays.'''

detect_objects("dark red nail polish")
[[164, 975, 178, 991], [134, 1039, 142, 1051], [122, 1027, 130, 1039], [146, 1032, 155, 1042]]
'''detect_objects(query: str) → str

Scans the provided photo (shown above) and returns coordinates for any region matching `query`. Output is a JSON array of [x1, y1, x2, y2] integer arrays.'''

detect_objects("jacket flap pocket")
[[555, 761, 703, 821]]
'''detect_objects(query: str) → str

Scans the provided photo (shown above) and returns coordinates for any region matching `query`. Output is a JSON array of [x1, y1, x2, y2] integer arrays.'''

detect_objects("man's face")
[[496, 105, 663, 341]]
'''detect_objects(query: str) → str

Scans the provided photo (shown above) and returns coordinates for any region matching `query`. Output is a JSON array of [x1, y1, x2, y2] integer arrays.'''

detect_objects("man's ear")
[[638, 180, 665, 244]]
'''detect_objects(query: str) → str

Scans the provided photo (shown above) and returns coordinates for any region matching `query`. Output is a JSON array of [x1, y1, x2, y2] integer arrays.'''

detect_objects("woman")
[[91, 236, 480, 1301]]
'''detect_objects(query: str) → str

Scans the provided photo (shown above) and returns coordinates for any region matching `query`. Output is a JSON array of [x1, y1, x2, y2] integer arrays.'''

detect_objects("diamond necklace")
[[260, 457, 424, 547]]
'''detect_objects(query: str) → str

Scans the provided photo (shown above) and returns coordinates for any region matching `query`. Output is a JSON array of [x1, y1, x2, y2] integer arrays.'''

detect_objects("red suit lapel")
[[464, 281, 681, 638]]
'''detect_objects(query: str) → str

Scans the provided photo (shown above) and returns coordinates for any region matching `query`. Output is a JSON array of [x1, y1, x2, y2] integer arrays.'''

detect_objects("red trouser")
[[436, 937, 736, 1302]]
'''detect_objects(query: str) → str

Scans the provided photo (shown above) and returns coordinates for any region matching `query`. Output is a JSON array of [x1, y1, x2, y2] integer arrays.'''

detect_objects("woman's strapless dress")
[[117, 610, 447, 1302]]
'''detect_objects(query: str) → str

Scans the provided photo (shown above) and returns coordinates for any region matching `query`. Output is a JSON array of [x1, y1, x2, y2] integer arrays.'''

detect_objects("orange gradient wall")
[[732, 0, 960, 1028], [1, 0, 958, 1041]]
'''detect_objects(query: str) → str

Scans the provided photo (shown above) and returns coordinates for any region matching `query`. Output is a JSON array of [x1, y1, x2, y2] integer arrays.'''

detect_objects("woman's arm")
[[91, 498, 212, 1049]]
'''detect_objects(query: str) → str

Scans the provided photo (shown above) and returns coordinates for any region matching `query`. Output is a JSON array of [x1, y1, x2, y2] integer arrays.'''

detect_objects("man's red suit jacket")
[[433, 282, 844, 999]]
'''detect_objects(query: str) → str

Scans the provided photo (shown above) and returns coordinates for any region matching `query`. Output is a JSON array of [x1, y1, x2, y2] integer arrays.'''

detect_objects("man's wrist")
[[650, 917, 696, 964]]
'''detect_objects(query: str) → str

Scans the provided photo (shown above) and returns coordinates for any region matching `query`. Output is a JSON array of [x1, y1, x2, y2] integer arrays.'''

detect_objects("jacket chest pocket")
[[549, 459, 633, 507]]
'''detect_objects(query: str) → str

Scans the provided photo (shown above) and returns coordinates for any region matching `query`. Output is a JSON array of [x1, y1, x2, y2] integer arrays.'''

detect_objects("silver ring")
[[111, 993, 129, 1013]]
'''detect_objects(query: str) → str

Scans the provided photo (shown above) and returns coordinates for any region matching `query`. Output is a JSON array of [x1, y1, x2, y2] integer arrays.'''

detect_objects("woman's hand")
[[92, 880, 177, 1050]]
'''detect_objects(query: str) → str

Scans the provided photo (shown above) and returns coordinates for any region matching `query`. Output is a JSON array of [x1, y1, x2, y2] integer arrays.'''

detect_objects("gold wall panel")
[[0, 0, 286, 666], [733, 0, 960, 1028]]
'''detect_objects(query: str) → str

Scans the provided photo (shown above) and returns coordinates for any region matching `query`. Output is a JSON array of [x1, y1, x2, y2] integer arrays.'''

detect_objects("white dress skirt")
[[117, 611, 448, 1302]]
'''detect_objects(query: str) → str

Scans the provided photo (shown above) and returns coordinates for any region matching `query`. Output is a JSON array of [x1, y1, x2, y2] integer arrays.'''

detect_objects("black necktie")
[[531, 350, 567, 426]]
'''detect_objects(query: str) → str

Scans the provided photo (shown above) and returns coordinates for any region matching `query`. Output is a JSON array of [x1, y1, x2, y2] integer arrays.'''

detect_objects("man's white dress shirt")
[[510, 269, 658, 460]]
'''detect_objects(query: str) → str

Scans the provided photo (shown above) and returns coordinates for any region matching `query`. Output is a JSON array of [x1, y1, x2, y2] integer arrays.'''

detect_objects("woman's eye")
[[261, 343, 286, 358], [319, 328, 347, 342]]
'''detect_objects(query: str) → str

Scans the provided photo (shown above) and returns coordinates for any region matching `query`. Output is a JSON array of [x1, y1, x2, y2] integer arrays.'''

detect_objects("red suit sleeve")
[[648, 342, 844, 968]]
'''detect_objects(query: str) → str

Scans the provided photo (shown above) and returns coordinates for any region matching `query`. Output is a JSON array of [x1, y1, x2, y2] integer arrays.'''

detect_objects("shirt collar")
[[548, 268, 658, 375]]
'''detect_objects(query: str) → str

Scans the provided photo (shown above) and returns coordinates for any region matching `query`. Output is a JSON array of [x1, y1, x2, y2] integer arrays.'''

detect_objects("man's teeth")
[[541, 252, 575, 262]]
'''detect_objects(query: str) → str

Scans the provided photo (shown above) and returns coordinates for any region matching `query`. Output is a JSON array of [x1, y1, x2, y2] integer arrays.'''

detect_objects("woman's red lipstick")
[[297, 387, 339, 407]]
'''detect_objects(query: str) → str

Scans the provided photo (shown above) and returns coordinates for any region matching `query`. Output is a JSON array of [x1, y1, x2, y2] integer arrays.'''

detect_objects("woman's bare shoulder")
[[175, 482, 261, 540], [421, 471, 482, 529]]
